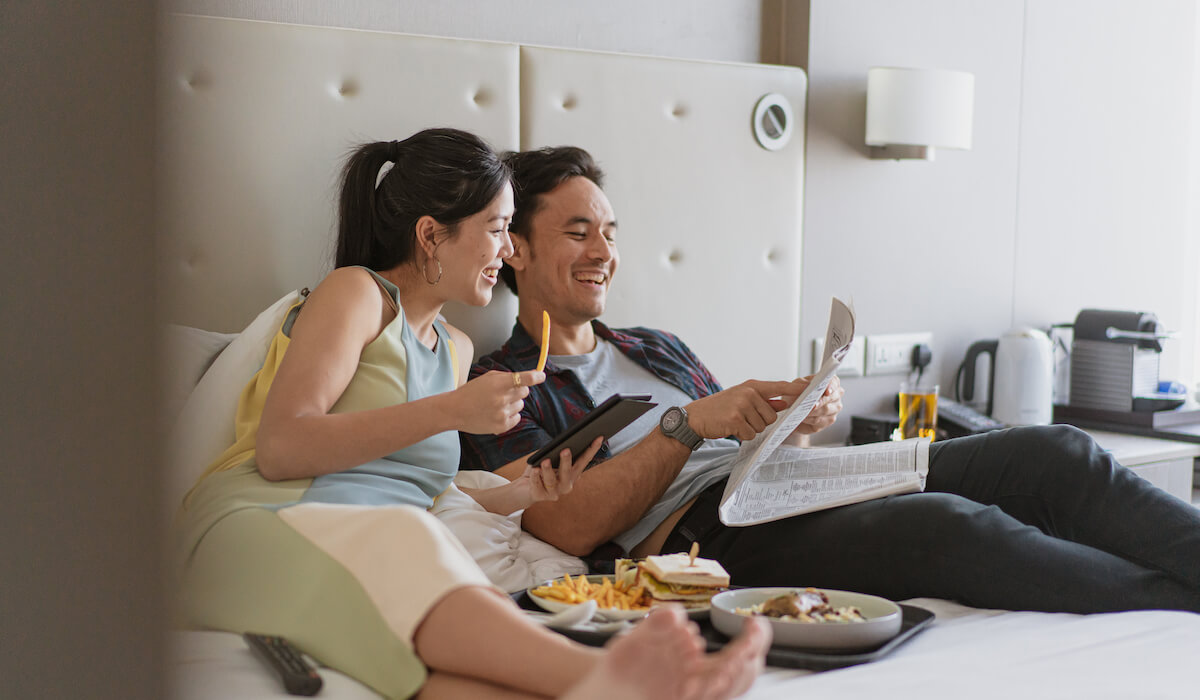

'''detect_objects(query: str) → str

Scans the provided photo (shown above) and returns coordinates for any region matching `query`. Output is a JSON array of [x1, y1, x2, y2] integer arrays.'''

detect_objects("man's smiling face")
[[509, 175, 618, 327]]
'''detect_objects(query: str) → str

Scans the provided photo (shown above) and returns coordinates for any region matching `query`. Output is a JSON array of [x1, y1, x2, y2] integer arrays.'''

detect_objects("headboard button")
[[667, 249, 684, 265], [471, 88, 492, 107], [337, 79, 359, 98], [183, 71, 211, 91], [669, 103, 688, 119], [560, 95, 577, 111]]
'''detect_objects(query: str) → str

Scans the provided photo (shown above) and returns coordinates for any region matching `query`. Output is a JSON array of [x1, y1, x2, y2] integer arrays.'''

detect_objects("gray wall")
[[1, 1, 163, 698], [167, 0, 773, 62]]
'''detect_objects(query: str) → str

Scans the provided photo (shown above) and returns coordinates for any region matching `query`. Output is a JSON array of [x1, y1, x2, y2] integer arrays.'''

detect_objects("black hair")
[[335, 128, 510, 270], [499, 146, 606, 294]]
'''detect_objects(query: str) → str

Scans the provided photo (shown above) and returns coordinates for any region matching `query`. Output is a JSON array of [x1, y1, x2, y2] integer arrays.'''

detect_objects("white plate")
[[710, 588, 902, 651], [528, 575, 649, 622], [527, 575, 712, 622]]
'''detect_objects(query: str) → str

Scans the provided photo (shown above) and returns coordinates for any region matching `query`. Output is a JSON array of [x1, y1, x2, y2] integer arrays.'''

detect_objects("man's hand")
[[787, 375, 844, 436], [685, 380, 799, 441]]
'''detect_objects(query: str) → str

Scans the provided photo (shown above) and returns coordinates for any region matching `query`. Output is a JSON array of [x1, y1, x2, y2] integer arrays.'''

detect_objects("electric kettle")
[[959, 327, 1054, 425]]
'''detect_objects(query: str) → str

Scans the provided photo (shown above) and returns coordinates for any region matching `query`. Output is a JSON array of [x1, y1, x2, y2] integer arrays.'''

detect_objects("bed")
[[160, 14, 1200, 699]]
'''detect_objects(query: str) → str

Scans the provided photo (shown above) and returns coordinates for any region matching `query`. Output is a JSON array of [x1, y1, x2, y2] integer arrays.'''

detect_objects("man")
[[460, 146, 1200, 614]]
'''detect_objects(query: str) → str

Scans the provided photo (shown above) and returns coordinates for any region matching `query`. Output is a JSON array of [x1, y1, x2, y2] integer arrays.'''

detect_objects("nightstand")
[[1085, 430, 1200, 503]]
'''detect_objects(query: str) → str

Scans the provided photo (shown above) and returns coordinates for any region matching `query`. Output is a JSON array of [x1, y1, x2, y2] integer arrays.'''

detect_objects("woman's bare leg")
[[413, 587, 770, 700], [417, 672, 546, 700]]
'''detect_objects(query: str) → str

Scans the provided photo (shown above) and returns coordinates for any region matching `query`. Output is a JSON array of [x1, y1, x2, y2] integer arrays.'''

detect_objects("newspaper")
[[718, 298, 931, 527]]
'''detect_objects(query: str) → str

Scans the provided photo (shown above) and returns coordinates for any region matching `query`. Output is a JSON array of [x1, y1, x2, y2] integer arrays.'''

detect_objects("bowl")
[[710, 587, 902, 651]]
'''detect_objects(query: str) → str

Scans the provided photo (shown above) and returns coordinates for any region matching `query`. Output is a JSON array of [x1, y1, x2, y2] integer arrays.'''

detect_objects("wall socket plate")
[[864, 332, 934, 376], [812, 337, 864, 377]]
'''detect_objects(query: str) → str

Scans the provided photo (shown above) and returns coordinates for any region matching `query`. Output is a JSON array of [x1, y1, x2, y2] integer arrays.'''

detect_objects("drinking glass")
[[898, 382, 938, 441]]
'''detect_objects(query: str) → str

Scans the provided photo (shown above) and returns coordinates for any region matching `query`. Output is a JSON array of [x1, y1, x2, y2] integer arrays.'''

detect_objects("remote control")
[[243, 632, 323, 696]]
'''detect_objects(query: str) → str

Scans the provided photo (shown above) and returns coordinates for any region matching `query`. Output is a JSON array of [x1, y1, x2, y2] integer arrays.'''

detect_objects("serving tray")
[[511, 590, 934, 672]]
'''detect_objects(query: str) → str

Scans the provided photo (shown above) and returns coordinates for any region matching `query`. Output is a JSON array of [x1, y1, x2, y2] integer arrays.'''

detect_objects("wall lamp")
[[865, 67, 974, 160]]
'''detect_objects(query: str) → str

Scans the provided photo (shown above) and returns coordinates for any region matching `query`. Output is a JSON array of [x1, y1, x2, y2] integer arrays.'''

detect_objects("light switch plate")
[[812, 337, 864, 377]]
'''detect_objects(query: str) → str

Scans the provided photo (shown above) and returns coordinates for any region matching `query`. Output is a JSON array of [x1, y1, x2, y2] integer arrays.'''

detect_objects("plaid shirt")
[[459, 320, 724, 471]]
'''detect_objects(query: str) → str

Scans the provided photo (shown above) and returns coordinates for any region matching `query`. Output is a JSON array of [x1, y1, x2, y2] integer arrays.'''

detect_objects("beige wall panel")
[[158, 15, 519, 334], [520, 46, 807, 386]]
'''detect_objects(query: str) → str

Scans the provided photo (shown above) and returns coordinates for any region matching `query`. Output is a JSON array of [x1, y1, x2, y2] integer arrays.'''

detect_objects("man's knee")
[[1008, 424, 1106, 471]]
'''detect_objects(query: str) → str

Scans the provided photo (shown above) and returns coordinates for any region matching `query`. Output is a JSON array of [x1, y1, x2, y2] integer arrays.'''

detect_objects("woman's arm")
[[460, 437, 604, 515], [255, 268, 538, 481]]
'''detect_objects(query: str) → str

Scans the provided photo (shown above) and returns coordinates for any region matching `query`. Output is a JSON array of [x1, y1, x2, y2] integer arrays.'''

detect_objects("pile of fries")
[[532, 574, 651, 611]]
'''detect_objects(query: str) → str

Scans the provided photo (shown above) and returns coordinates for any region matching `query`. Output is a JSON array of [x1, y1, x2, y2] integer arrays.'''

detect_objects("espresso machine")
[[1067, 309, 1174, 413]]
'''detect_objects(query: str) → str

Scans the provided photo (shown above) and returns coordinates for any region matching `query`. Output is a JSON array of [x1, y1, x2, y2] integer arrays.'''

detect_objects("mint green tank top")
[[296, 268, 460, 509]]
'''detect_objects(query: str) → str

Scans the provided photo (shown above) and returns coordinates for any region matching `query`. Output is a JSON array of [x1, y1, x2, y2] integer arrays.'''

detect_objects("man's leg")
[[926, 424, 1200, 591], [689, 489, 1200, 613]]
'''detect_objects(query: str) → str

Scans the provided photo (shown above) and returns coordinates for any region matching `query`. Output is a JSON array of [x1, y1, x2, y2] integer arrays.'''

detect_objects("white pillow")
[[165, 291, 302, 512], [436, 471, 586, 592]]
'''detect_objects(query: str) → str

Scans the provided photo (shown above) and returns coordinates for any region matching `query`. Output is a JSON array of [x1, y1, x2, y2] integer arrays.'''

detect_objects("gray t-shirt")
[[549, 339, 738, 553]]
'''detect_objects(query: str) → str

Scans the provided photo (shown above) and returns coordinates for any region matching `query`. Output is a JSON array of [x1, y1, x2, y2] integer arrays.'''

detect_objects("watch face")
[[662, 408, 682, 431]]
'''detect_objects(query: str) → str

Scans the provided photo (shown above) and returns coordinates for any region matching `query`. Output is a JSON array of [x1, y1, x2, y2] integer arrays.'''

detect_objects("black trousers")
[[661, 425, 1200, 613]]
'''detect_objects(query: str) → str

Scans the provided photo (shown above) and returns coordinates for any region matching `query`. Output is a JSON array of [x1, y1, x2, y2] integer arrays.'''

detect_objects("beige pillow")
[[164, 291, 302, 512]]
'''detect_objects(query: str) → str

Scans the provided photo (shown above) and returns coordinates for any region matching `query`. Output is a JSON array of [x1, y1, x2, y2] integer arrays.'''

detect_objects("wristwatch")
[[660, 406, 703, 451]]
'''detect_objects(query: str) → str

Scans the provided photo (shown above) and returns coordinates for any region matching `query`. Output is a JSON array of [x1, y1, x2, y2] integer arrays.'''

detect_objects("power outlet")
[[812, 337, 864, 377], [864, 332, 933, 376]]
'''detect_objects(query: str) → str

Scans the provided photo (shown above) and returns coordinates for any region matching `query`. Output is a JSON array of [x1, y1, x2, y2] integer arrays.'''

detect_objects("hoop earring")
[[422, 257, 443, 286]]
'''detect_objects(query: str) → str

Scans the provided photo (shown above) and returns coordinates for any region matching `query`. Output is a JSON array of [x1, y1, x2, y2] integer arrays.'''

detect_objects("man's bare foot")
[[562, 606, 771, 700]]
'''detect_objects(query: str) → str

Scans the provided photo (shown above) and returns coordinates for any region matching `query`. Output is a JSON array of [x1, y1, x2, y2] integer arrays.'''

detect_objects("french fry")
[[531, 574, 651, 611], [536, 310, 550, 372]]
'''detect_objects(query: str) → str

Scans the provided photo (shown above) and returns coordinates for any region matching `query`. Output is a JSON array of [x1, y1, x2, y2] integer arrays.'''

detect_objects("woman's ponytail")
[[335, 141, 396, 269]]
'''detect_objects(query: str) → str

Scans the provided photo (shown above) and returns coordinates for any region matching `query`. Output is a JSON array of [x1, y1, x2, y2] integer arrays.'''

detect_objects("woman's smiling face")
[[434, 183, 515, 307]]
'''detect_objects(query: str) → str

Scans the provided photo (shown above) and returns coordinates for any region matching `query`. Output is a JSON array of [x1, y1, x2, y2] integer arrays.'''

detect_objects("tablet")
[[526, 393, 657, 465]]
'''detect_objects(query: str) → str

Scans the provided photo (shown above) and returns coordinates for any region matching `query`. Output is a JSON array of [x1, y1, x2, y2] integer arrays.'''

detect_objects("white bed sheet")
[[172, 597, 1200, 699]]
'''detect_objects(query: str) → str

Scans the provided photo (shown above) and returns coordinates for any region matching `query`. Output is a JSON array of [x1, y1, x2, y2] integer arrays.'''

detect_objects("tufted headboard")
[[159, 14, 806, 386]]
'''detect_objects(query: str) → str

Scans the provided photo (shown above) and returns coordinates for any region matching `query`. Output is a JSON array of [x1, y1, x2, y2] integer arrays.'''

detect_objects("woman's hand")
[[446, 370, 546, 435], [464, 436, 603, 515], [517, 436, 604, 504]]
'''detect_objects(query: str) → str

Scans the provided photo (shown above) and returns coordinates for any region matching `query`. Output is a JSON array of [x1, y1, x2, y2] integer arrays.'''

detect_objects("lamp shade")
[[866, 67, 974, 151]]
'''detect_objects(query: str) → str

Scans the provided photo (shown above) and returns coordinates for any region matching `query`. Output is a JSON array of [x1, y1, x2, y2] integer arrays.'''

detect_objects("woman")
[[176, 128, 769, 700]]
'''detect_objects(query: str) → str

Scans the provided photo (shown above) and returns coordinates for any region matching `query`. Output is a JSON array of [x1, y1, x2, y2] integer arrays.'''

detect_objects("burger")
[[616, 552, 731, 609]]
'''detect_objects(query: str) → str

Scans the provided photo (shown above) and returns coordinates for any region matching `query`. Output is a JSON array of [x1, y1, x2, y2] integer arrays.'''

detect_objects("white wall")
[[800, 0, 1200, 443]]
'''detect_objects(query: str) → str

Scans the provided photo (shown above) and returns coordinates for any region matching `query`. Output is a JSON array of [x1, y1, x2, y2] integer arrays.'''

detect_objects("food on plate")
[[535, 310, 550, 373], [531, 573, 651, 611], [735, 588, 866, 623], [617, 551, 731, 609]]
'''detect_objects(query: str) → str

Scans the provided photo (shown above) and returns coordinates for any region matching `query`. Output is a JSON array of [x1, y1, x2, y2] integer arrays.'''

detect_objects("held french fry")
[[536, 310, 550, 373]]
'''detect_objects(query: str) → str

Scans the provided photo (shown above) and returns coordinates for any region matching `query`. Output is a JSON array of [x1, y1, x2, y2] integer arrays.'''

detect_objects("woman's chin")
[[466, 288, 493, 307]]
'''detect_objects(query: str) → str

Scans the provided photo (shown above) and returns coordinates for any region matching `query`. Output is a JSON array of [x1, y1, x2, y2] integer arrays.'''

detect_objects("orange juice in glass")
[[898, 382, 938, 441]]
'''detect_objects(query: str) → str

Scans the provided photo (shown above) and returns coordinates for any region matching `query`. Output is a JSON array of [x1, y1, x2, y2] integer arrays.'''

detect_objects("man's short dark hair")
[[500, 146, 605, 294]]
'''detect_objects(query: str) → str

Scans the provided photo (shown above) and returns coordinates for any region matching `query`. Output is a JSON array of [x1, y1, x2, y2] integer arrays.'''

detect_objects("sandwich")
[[616, 552, 731, 609]]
